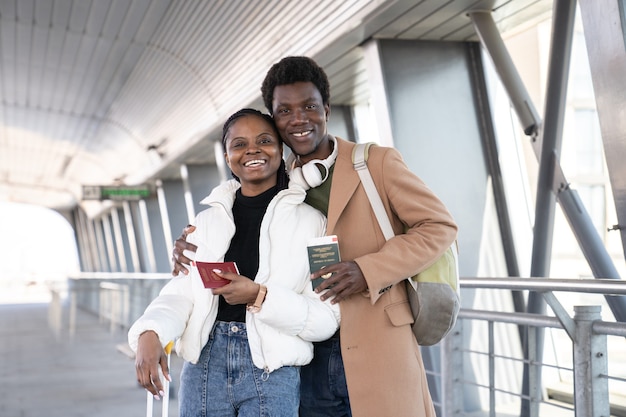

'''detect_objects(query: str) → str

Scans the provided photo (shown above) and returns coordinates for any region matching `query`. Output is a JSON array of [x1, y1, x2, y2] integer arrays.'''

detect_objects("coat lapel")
[[327, 137, 360, 234]]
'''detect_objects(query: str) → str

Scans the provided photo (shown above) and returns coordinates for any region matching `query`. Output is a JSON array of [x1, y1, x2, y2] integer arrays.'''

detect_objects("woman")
[[128, 108, 340, 416]]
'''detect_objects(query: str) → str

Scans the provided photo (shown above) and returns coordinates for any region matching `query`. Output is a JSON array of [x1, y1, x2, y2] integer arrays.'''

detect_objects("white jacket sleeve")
[[127, 275, 194, 352]]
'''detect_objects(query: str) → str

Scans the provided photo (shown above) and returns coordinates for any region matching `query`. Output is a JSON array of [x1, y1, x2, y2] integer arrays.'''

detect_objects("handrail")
[[439, 277, 626, 417], [58, 274, 626, 416], [69, 272, 173, 280], [460, 276, 626, 295]]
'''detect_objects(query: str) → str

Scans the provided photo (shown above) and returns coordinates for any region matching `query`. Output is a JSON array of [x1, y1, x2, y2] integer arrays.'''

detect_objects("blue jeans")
[[299, 337, 351, 417], [178, 321, 300, 417]]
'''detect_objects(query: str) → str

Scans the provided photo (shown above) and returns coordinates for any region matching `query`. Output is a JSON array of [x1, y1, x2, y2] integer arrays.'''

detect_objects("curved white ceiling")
[[0, 0, 551, 213]]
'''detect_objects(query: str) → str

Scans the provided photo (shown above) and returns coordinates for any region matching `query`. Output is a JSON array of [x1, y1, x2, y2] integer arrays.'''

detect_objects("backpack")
[[352, 142, 460, 346]]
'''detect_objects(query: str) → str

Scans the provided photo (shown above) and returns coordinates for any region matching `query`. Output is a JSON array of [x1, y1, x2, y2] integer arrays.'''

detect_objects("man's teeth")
[[292, 130, 312, 137], [244, 160, 266, 167]]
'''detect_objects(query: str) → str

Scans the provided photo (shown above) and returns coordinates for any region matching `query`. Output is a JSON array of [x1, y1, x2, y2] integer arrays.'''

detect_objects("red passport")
[[195, 261, 240, 288]]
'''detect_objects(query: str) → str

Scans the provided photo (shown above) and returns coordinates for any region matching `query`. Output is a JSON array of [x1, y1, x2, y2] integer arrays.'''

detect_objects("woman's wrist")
[[139, 330, 158, 341], [247, 284, 267, 313]]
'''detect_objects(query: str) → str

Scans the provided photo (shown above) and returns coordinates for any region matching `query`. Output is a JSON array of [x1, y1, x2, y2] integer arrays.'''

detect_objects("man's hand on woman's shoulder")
[[171, 225, 198, 276]]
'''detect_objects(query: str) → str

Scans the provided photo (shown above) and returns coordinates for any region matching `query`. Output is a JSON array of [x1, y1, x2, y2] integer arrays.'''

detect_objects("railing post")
[[99, 285, 105, 324], [122, 284, 130, 328], [573, 305, 609, 417], [488, 321, 495, 417], [442, 320, 464, 416], [527, 326, 540, 417], [48, 288, 62, 340], [110, 286, 118, 333], [69, 290, 76, 341]]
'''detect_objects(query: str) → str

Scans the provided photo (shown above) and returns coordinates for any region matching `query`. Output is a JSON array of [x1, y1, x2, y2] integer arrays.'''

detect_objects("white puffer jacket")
[[128, 179, 340, 372]]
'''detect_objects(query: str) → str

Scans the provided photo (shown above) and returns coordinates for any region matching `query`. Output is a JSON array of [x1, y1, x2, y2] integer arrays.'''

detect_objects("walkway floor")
[[0, 284, 183, 417]]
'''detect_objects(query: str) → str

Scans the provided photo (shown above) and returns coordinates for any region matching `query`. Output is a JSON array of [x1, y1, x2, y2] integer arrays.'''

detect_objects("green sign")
[[82, 185, 152, 201]]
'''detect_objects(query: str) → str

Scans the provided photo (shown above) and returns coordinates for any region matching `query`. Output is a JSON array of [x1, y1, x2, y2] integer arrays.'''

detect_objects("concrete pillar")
[[185, 164, 221, 220], [122, 201, 141, 272], [137, 199, 157, 273], [102, 215, 118, 272], [155, 179, 174, 273], [110, 207, 128, 273]]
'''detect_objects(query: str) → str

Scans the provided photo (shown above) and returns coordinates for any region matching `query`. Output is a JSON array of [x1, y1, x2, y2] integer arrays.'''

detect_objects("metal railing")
[[440, 277, 626, 417], [48, 273, 171, 338], [50, 274, 626, 416], [99, 281, 130, 332]]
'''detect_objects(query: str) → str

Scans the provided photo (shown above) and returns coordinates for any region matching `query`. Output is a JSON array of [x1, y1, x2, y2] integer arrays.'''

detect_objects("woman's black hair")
[[221, 108, 289, 191], [261, 56, 330, 114]]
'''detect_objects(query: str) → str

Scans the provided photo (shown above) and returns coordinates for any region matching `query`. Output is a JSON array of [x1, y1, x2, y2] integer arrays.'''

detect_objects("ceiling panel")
[[68, 0, 91, 32], [375, 0, 451, 39], [34, 2, 52, 25], [85, 0, 109, 35], [495, 0, 552, 35], [0, 0, 553, 214], [52, 0, 73, 27], [101, 0, 131, 38]]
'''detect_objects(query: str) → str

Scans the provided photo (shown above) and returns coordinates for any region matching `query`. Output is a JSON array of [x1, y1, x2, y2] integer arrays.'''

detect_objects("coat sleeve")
[[353, 146, 458, 304], [127, 275, 194, 352]]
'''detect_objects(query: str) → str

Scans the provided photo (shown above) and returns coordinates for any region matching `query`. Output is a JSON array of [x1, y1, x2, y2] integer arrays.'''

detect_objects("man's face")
[[271, 81, 331, 163]]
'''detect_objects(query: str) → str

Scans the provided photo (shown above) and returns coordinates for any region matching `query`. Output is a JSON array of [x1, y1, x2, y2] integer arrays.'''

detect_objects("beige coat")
[[328, 137, 458, 417]]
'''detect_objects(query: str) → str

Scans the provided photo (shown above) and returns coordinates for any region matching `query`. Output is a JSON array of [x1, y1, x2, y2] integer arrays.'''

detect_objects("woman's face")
[[224, 114, 283, 196]]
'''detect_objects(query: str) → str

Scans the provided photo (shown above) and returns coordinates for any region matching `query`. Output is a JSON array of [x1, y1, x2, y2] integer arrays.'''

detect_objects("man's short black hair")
[[261, 56, 330, 114]]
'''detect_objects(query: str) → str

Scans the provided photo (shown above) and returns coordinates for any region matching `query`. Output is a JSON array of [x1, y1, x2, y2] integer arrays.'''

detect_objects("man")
[[172, 56, 458, 417]]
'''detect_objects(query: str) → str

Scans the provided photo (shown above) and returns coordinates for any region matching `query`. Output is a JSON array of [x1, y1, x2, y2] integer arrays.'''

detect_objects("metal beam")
[[523, 3, 577, 415], [468, 10, 542, 136], [471, 2, 626, 315], [578, 0, 626, 261], [468, 3, 626, 415]]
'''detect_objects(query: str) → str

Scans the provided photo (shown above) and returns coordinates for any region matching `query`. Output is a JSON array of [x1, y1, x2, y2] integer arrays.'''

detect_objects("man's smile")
[[291, 129, 313, 137]]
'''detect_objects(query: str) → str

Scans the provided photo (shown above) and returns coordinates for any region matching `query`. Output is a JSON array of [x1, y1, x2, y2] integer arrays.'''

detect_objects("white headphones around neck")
[[288, 136, 338, 190]]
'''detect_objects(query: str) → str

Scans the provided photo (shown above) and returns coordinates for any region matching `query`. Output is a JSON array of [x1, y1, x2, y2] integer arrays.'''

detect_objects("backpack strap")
[[351, 141, 372, 168], [351, 143, 395, 240]]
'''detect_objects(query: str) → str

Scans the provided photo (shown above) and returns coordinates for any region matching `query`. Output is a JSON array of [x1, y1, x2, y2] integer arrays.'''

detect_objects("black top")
[[216, 185, 278, 322]]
